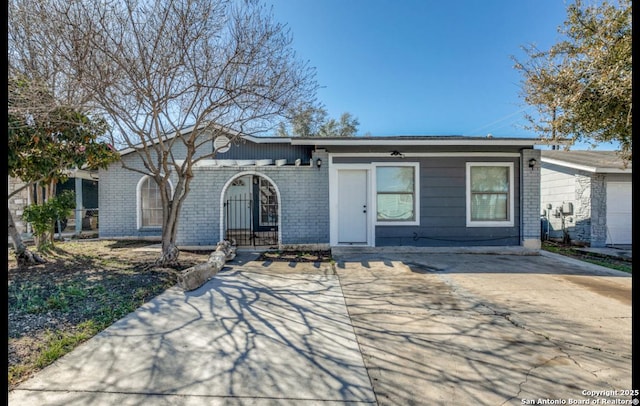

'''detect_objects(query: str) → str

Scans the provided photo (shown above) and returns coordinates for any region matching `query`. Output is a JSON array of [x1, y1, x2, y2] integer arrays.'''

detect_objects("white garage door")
[[606, 181, 632, 245]]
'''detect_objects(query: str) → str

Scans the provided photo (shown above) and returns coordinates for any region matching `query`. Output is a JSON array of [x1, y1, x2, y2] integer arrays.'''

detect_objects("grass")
[[541, 241, 632, 274], [8, 240, 205, 390]]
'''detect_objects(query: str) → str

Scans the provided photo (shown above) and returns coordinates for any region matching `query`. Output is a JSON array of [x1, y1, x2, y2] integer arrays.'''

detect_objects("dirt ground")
[[7, 240, 212, 388]]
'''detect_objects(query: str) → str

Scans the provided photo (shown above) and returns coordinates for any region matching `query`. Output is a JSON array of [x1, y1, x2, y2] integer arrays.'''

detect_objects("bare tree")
[[10, 0, 318, 265]]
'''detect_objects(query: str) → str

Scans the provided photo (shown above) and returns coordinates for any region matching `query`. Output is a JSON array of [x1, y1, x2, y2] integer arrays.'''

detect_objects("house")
[[8, 169, 100, 236], [99, 130, 544, 251], [8, 176, 33, 236], [540, 150, 632, 247]]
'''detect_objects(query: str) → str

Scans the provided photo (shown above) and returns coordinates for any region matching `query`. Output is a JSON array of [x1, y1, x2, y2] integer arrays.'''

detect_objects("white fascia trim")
[[541, 157, 632, 174], [118, 124, 202, 156], [118, 122, 254, 156], [67, 168, 99, 180], [241, 135, 292, 144], [292, 138, 541, 147], [329, 152, 521, 158]]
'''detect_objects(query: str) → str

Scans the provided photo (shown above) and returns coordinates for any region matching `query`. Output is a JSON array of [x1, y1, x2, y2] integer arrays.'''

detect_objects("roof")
[[290, 135, 548, 147], [116, 124, 557, 156], [541, 150, 631, 173]]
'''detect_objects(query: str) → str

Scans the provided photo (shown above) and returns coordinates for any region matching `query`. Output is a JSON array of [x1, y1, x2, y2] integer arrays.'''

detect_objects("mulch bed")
[[257, 250, 333, 263]]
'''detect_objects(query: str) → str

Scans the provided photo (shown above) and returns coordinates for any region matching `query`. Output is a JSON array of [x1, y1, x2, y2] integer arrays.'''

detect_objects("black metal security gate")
[[224, 178, 278, 247]]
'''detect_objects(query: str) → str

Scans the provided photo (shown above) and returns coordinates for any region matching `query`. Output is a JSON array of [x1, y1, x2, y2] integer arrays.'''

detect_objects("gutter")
[[541, 157, 632, 174]]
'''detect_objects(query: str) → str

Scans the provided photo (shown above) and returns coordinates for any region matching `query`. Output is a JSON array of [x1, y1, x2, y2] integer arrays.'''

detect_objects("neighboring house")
[[540, 150, 632, 247], [8, 176, 32, 235], [8, 169, 100, 236], [99, 129, 543, 250]]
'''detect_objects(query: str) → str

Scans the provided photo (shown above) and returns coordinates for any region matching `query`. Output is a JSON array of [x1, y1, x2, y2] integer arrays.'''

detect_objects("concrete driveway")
[[9, 250, 632, 406], [333, 251, 632, 405]]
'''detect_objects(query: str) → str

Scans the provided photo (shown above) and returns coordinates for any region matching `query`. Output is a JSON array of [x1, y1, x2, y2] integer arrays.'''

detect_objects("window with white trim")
[[375, 163, 419, 225], [466, 162, 514, 227], [138, 176, 171, 228]]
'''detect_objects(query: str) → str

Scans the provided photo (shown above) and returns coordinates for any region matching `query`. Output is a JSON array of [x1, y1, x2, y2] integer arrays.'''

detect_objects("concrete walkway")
[[9, 255, 374, 405], [9, 250, 632, 405]]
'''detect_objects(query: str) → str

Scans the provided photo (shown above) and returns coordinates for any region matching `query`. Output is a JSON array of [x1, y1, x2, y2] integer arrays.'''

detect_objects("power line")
[[465, 106, 532, 136]]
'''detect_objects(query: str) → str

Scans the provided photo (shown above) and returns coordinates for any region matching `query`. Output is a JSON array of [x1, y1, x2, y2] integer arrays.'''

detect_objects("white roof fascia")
[[290, 138, 543, 147], [66, 168, 99, 180], [329, 152, 521, 158], [541, 157, 632, 174], [116, 126, 291, 156], [241, 135, 292, 144]]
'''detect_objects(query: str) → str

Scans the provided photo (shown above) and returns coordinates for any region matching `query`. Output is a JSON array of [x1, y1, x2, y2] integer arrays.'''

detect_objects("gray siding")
[[334, 155, 522, 247], [214, 139, 314, 164], [541, 164, 580, 242], [379, 157, 520, 246], [540, 163, 595, 245], [539, 162, 624, 247]]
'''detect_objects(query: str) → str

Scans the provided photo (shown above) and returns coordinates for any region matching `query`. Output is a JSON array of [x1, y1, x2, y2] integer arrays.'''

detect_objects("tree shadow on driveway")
[[334, 253, 632, 405], [10, 268, 376, 405]]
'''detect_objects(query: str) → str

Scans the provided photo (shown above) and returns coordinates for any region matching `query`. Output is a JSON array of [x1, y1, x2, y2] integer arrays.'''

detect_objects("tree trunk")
[[35, 229, 54, 252], [156, 187, 184, 267], [156, 241, 179, 266], [7, 207, 46, 267]]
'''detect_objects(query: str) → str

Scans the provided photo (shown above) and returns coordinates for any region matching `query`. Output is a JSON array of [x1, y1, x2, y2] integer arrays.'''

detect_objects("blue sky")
[[266, 0, 617, 150]]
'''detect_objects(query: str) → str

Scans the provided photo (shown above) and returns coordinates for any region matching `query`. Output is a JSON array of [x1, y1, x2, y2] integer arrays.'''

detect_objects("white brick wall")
[[99, 150, 330, 247], [521, 149, 541, 248]]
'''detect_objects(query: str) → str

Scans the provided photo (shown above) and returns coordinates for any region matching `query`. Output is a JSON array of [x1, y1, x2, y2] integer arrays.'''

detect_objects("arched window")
[[137, 176, 171, 228]]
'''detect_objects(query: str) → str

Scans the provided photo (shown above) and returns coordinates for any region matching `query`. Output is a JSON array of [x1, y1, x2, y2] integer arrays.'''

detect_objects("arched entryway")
[[220, 172, 281, 247]]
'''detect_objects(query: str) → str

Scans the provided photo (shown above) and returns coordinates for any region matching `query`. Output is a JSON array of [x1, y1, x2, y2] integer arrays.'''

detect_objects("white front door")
[[337, 169, 368, 244]]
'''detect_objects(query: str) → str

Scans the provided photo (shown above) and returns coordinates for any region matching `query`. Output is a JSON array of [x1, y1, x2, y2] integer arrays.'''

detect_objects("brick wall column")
[[521, 149, 541, 249], [589, 174, 607, 247], [8, 177, 32, 235]]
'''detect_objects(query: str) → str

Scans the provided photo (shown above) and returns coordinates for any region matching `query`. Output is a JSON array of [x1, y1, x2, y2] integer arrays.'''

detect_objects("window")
[[466, 162, 514, 227], [259, 178, 278, 227], [138, 176, 171, 228], [375, 164, 419, 225]]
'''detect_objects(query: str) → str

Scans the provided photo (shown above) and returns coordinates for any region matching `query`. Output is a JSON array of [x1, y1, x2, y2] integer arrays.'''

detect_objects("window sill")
[[466, 221, 514, 228]]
